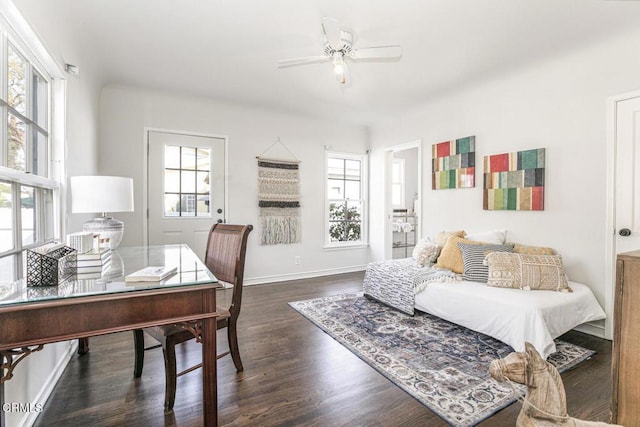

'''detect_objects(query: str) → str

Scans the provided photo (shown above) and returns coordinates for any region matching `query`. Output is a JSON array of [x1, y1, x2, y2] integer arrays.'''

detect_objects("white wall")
[[6, 2, 102, 426], [98, 85, 370, 283], [369, 26, 640, 338]]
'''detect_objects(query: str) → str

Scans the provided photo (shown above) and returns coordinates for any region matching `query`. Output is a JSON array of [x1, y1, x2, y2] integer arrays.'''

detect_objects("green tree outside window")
[[329, 202, 361, 241]]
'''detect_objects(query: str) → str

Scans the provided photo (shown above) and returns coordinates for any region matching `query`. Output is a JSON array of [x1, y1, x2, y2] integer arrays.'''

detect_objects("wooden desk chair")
[[133, 223, 253, 410]]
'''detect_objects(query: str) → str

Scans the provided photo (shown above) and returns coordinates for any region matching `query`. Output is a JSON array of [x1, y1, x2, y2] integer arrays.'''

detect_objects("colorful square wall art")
[[483, 148, 545, 210], [432, 136, 475, 190]]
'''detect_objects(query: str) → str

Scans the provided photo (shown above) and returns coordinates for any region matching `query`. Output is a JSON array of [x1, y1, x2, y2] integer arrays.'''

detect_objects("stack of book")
[[125, 266, 177, 282], [76, 248, 112, 279]]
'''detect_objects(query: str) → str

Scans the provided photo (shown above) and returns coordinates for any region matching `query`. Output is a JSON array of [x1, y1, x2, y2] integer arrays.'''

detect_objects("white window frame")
[[324, 150, 368, 249], [0, 4, 64, 282], [391, 158, 405, 209]]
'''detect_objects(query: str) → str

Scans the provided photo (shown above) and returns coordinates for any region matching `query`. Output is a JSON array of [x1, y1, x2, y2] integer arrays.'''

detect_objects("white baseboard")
[[573, 321, 607, 339], [244, 264, 367, 286], [18, 341, 77, 427]]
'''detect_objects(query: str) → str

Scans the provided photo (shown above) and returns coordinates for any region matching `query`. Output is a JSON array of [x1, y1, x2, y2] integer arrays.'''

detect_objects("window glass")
[[327, 158, 344, 178], [33, 130, 48, 175], [181, 194, 196, 216], [196, 171, 209, 193], [391, 158, 405, 208], [32, 69, 48, 128], [197, 195, 209, 215], [7, 45, 26, 115], [327, 179, 344, 199], [21, 185, 35, 246], [163, 145, 211, 217], [392, 184, 402, 206], [0, 255, 16, 285], [41, 188, 54, 241], [8, 113, 26, 171], [196, 148, 210, 170], [164, 169, 180, 193], [344, 180, 360, 200], [0, 182, 13, 252], [181, 170, 196, 193], [164, 194, 180, 217], [181, 147, 196, 170], [345, 160, 360, 180], [164, 145, 180, 169]]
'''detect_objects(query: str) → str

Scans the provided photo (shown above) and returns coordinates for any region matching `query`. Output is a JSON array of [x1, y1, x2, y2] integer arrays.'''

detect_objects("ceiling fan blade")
[[277, 55, 330, 68], [350, 45, 402, 60], [321, 17, 342, 48]]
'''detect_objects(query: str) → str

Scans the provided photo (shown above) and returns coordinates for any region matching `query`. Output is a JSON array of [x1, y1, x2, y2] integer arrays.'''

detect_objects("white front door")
[[147, 130, 226, 260], [615, 96, 640, 255]]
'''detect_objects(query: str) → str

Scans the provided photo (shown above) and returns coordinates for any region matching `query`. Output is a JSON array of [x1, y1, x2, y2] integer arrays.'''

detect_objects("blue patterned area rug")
[[288, 293, 595, 427]]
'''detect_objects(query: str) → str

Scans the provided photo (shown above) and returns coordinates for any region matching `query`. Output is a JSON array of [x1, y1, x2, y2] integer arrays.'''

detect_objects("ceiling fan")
[[277, 17, 402, 85]]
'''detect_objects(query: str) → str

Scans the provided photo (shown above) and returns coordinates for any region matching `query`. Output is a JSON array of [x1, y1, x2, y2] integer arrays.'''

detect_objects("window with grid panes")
[[163, 145, 211, 217], [0, 18, 58, 284], [326, 151, 367, 246]]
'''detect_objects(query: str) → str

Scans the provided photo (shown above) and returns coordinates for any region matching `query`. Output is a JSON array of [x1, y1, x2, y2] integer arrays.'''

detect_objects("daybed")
[[363, 232, 606, 359]]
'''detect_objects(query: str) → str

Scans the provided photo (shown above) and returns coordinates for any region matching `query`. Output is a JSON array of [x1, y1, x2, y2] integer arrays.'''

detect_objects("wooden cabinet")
[[611, 250, 640, 426]]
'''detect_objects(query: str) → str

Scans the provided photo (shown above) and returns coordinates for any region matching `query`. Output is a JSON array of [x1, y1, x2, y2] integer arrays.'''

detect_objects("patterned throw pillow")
[[435, 235, 485, 274], [513, 243, 556, 255], [457, 242, 514, 283], [434, 230, 466, 247], [485, 252, 572, 292], [412, 238, 441, 267]]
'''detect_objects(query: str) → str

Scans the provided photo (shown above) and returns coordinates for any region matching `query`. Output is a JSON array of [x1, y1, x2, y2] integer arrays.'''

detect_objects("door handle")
[[217, 219, 223, 224], [619, 228, 632, 237]]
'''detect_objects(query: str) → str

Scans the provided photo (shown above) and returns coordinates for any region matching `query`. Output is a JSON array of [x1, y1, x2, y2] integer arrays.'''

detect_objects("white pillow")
[[465, 229, 507, 245], [412, 237, 441, 267]]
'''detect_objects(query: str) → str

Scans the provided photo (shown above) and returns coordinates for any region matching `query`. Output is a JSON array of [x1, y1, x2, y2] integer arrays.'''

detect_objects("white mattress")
[[413, 280, 606, 359]]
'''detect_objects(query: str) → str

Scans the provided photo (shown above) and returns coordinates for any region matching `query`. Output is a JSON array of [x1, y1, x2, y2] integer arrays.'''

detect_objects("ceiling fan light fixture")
[[277, 17, 402, 86], [332, 53, 345, 75]]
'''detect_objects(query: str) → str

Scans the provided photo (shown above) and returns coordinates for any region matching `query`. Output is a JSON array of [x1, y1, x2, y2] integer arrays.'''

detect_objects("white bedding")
[[414, 279, 606, 359]]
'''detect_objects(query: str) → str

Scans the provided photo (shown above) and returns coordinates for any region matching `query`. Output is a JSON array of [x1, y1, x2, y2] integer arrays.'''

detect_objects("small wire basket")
[[26, 245, 77, 287]]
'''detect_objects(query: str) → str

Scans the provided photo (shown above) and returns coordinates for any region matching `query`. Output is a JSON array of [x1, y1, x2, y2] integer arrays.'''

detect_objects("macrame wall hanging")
[[257, 138, 301, 245]]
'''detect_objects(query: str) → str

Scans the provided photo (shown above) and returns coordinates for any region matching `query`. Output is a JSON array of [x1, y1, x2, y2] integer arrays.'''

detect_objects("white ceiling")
[[14, 0, 640, 125]]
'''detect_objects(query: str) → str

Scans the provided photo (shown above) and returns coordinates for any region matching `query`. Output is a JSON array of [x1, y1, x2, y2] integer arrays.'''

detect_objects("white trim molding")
[[244, 264, 367, 286]]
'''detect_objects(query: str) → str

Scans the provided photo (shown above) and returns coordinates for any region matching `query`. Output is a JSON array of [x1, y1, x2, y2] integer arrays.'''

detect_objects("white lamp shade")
[[71, 176, 134, 214]]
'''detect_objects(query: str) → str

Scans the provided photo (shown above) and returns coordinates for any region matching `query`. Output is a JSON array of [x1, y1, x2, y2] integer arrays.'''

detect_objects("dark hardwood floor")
[[33, 272, 613, 426]]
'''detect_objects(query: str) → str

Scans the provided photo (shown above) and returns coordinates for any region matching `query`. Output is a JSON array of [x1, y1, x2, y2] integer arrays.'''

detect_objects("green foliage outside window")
[[329, 202, 361, 241]]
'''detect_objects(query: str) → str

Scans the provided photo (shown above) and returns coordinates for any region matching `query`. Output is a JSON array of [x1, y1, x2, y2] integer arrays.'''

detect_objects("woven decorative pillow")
[[485, 252, 572, 292], [513, 243, 556, 255], [434, 230, 466, 247], [412, 238, 441, 267], [458, 242, 514, 283], [435, 236, 486, 274]]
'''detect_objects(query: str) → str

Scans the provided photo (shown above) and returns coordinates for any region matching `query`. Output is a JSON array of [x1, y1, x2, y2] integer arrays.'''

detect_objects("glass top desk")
[[0, 244, 220, 427]]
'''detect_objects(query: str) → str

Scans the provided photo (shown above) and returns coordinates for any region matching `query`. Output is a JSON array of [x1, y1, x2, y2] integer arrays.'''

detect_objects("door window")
[[163, 145, 211, 217]]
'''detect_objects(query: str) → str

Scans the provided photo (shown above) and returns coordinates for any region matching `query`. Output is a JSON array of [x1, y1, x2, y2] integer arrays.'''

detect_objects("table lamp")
[[70, 176, 134, 249]]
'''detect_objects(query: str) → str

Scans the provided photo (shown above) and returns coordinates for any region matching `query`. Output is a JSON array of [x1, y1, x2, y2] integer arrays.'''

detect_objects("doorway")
[[385, 140, 422, 260], [606, 90, 640, 339], [145, 129, 228, 261]]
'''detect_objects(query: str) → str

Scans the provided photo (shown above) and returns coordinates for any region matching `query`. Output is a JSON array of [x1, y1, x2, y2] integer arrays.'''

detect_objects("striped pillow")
[[458, 242, 515, 283]]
